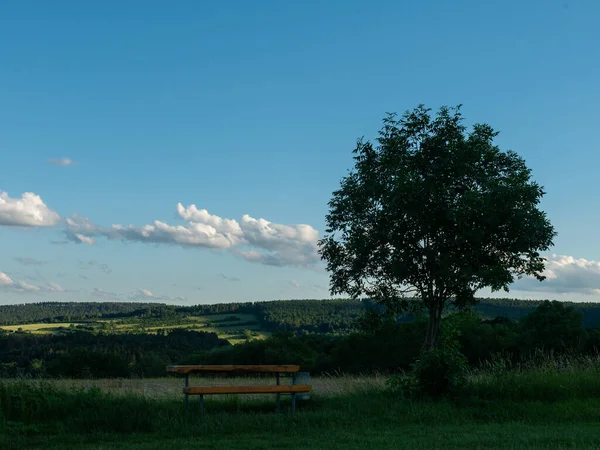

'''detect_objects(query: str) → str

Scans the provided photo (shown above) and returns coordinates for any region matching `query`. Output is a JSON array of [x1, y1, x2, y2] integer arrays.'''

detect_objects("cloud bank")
[[0, 192, 60, 227], [0, 271, 64, 293], [513, 254, 600, 296], [65, 203, 320, 267], [1, 190, 320, 268]]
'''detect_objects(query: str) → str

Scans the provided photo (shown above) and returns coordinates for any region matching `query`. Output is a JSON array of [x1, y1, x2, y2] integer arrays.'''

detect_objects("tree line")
[[4, 297, 600, 331], [0, 328, 228, 378], [1, 300, 598, 378]]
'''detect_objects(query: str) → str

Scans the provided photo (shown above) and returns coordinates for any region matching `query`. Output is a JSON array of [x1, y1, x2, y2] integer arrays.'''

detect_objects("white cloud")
[[0, 192, 60, 227], [0, 272, 13, 287], [0, 271, 64, 294], [74, 234, 96, 245], [46, 282, 65, 292], [176, 204, 243, 237], [512, 254, 600, 295], [129, 288, 186, 303], [130, 288, 154, 298], [64, 203, 320, 267], [48, 157, 78, 167], [15, 280, 41, 292], [289, 280, 301, 288]]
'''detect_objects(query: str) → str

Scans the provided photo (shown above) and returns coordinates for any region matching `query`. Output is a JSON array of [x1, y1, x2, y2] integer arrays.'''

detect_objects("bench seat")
[[167, 364, 311, 414], [167, 365, 300, 374], [184, 385, 312, 395]]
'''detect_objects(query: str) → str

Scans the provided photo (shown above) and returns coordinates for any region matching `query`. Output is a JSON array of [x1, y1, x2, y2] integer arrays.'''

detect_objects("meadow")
[[0, 312, 271, 344], [3, 300, 600, 448], [3, 357, 600, 449]]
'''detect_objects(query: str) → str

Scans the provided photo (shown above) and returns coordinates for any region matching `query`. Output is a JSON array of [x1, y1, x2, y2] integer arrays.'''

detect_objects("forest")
[[4, 296, 600, 330], [1, 298, 598, 379]]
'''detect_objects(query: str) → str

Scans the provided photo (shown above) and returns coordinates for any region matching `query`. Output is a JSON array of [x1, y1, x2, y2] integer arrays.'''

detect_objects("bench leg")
[[199, 395, 204, 415], [185, 374, 189, 412]]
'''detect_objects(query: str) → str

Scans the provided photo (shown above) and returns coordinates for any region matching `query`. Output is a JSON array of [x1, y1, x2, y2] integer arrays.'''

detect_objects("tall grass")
[[465, 351, 600, 401], [3, 356, 600, 443]]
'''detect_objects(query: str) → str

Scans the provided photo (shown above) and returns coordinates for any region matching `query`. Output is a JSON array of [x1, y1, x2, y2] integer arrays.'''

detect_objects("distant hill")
[[2, 297, 600, 331]]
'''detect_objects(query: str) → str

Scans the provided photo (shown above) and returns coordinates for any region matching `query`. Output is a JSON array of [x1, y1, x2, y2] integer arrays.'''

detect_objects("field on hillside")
[[0, 313, 271, 344], [3, 369, 600, 449], [0, 322, 83, 333]]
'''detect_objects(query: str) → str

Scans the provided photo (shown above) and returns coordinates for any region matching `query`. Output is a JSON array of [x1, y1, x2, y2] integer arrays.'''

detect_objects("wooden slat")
[[183, 385, 312, 395], [167, 365, 300, 374]]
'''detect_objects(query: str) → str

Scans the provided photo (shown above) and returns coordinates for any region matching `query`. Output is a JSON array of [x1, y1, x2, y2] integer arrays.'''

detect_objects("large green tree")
[[319, 105, 556, 349]]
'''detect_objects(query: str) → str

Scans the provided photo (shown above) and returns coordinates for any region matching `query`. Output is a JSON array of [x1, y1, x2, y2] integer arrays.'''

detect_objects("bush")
[[390, 325, 468, 398]]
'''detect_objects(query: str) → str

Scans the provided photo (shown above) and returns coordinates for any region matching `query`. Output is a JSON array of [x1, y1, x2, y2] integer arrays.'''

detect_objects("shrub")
[[390, 325, 468, 398]]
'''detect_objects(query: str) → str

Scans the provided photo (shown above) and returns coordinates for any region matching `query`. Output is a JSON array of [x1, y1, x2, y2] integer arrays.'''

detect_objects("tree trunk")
[[424, 304, 443, 350]]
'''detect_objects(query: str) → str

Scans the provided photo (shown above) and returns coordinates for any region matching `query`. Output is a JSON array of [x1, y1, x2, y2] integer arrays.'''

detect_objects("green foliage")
[[131, 352, 172, 378], [0, 302, 162, 326], [183, 334, 319, 371], [407, 326, 468, 397], [520, 300, 586, 353], [0, 329, 227, 379], [319, 104, 556, 348], [467, 352, 600, 401], [46, 348, 131, 378], [444, 311, 520, 364], [0, 298, 598, 379], [329, 319, 426, 374], [253, 299, 365, 334], [7, 297, 600, 335], [0, 381, 176, 434], [241, 329, 253, 340]]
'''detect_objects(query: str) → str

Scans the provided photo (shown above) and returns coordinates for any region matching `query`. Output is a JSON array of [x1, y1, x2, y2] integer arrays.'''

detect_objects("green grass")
[[467, 352, 600, 401], [0, 323, 83, 333], [3, 369, 600, 449], [0, 313, 271, 344]]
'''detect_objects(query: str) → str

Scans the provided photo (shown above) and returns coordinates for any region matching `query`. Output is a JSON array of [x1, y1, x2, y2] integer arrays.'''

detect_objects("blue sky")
[[1, 0, 599, 305]]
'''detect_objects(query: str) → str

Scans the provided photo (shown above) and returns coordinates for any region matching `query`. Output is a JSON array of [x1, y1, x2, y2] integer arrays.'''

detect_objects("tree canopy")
[[319, 104, 556, 348]]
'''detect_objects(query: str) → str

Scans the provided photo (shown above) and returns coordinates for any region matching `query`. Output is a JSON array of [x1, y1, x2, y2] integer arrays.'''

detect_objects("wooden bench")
[[166, 365, 312, 414]]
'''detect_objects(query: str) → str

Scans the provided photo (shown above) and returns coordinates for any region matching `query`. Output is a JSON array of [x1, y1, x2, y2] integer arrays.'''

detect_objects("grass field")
[[3, 367, 600, 449], [0, 323, 83, 333], [0, 313, 271, 344]]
